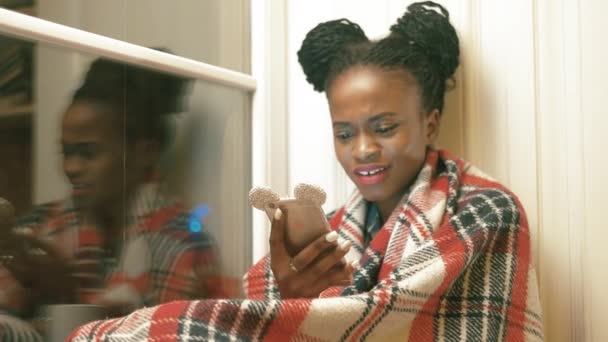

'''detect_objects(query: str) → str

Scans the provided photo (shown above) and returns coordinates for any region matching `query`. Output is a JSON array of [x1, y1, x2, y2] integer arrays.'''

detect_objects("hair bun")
[[80, 53, 189, 116], [298, 19, 368, 92], [71, 48, 191, 146], [389, 1, 459, 81]]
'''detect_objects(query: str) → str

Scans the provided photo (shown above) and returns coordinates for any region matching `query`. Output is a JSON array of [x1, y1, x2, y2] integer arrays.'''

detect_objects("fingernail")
[[325, 231, 338, 243], [339, 240, 351, 252], [274, 208, 282, 221], [350, 261, 360, 270]]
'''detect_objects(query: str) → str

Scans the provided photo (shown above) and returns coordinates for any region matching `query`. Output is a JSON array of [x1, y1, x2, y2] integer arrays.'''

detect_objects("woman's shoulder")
[[438, 149, 522, 205], [461, 164, 521, 205], [447, 157, 527, 232]]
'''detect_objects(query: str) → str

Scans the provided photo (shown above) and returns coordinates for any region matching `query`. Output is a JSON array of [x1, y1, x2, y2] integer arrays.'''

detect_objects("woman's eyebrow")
[[368, 112, 397, 123], [333, 112, 398, 127], [332, 121, 351, 128]]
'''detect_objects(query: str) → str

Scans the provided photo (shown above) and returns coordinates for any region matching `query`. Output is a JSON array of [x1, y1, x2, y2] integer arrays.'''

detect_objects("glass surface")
[[1, 0, 250, 73], [0, 27, 251, 339]]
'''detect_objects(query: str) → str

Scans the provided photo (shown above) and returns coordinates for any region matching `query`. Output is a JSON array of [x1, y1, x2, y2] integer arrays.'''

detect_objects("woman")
[[69, 2, 543, 341], [0, 56, 222, 341]]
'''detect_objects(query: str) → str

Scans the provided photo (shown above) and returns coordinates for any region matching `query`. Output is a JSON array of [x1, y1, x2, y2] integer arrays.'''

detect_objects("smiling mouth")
[[355, 167, 387, 176], [71, 184, 90, 195], [352, 166, 390, 186]]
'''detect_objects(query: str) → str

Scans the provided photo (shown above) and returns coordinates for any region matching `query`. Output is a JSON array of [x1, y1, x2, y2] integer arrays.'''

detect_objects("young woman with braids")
[[68, 2, 543, 341], [0, 55, 224, 341]]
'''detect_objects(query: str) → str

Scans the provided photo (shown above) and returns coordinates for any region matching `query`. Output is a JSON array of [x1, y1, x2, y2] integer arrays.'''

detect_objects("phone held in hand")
[[264, 199, 330, 255], [249, 183, 331, 255]]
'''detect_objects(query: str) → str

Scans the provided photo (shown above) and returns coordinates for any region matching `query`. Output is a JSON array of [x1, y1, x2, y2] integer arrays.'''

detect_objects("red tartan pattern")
[[68, 149, 544, 341], [0, 183, 221, 341]]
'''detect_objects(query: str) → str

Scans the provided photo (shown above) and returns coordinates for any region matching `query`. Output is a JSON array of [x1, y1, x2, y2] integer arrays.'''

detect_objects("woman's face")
[[61, 101, 147, 213], [327, 66, 440, 208]]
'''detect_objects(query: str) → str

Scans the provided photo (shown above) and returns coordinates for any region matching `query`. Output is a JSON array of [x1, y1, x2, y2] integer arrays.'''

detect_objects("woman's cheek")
[[335, 146, 350, 167]]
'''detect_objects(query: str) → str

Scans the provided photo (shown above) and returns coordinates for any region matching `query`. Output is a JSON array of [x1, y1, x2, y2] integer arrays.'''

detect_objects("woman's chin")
[[71, 196, 91, 210], [359, 189, 387, 203]]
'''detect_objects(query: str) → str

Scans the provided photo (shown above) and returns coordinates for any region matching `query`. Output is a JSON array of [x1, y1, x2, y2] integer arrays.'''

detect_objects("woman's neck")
[[375, 158, 427, 222], [375, 192, 405, 224], [83, 185, 139, 235]]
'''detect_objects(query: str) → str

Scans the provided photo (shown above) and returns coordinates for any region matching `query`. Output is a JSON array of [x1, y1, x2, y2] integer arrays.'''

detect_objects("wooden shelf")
[[0, 103, 32, 119], [0, 3, 35, 120]]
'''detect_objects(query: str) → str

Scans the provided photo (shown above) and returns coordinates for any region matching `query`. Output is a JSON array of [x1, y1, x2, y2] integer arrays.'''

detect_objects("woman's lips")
[[353, 165, 389, 185], [71, 184, 90, 196]]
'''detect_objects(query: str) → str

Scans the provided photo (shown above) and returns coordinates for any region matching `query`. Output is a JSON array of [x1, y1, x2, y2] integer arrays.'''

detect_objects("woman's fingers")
[[326, 267, 353, 287], [291, 250, 360, 297], [266, 204, 363, 299], [18, 234, 65, 260], [291, 231, 341, 271], [304, 263, 356, 296], [302, 238, 352, 278]]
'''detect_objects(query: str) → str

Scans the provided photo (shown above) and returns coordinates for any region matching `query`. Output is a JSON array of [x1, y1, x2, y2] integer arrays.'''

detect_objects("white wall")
[[283, 0, 608, 340], [35, 0, 252, 278], [535, 1, 608, 340], [250, 0, 290, 261]]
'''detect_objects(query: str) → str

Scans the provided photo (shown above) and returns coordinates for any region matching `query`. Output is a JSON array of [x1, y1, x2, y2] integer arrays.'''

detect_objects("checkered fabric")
[[0, 183, 221, 341], [68, 149, 544, 341]]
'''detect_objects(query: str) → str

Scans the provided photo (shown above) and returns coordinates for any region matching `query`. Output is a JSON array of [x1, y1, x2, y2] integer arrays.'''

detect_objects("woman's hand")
[[1, 232, 77, 304], [269, 207, 359, 299], [0, 198, 81, 303]]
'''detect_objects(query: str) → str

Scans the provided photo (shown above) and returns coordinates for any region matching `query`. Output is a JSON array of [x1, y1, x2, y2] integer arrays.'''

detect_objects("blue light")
[[193, 205, 210, 218], [189, 220, 202, 233], [188, 204, 210, 233]]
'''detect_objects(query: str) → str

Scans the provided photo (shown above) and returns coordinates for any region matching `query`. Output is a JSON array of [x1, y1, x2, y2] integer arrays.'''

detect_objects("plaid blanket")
[[69, 149, 544, 341], [0, 183, 222, 341]]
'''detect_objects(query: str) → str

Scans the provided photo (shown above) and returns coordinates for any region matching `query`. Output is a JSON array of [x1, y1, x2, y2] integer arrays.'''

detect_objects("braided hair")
[[297, 1, 459, 113], [71, 49, 191, 149]]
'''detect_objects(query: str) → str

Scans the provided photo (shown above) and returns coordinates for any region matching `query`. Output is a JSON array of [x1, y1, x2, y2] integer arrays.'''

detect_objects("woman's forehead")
[[330, 65, 416, 89], [61, 102, 120, 141], [328, 66, 421, 118]]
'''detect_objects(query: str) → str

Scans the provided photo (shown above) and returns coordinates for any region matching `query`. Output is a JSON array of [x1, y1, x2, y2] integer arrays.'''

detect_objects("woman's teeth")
[[356, 167, 386, 176]]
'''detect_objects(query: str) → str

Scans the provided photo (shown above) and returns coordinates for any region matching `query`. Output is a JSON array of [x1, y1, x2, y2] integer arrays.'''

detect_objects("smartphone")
[[264, 199, 331, 255]]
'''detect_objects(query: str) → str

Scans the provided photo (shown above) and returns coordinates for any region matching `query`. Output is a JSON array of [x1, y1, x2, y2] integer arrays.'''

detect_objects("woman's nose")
[[353, 134, 380, 163], [63, 155, 84, 178]]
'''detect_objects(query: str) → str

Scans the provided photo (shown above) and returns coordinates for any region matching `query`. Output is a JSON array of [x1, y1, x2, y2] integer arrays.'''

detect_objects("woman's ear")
[[424, 109, 441, 145]]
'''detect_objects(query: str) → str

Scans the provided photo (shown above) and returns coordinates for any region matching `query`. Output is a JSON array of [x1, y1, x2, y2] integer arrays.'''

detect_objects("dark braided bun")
[[75, 50, 188, 118], [72, 48, 190, 147], [297, 19, 369, 92], [389, 1, 459, 81]]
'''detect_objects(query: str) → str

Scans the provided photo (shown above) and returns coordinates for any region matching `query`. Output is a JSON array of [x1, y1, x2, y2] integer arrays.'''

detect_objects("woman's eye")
[[81, 150, 94, 159], [335, 131, 353, 140], [61, 145, 76, 156], [376, 124, 398, 134], [80, 146, 98, 159]]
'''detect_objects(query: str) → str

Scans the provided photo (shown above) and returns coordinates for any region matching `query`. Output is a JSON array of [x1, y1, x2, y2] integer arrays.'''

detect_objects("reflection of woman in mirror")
[[0, 54, 223, 340], [70, 2, 543, 341]]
